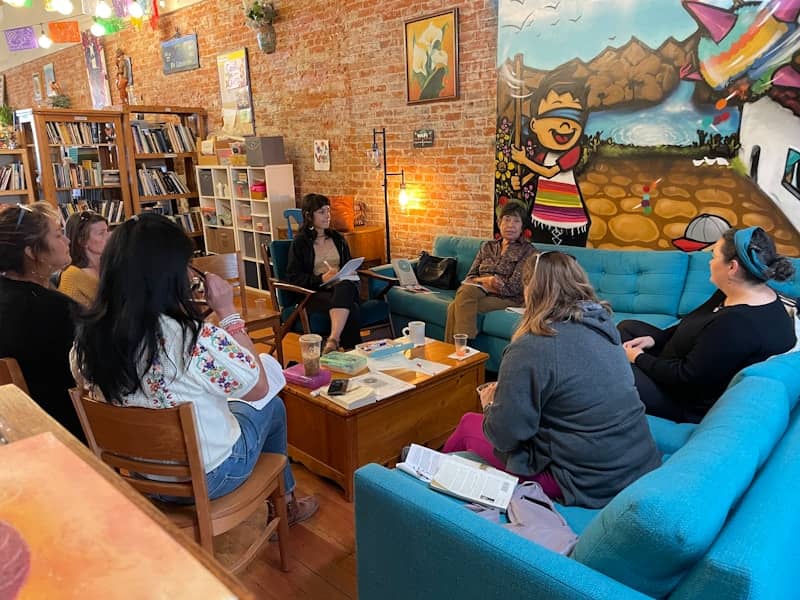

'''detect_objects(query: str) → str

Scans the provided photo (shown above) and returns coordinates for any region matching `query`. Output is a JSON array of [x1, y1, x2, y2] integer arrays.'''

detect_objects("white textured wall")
[[739, 96, 800, 234]]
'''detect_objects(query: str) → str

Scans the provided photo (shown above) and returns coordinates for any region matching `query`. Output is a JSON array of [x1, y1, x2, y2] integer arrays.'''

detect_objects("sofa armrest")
[[355, 464, 648, 600]]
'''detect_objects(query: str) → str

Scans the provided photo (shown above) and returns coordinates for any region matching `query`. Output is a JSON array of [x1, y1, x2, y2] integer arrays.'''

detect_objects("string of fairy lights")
[[2, 0, 166, 49]]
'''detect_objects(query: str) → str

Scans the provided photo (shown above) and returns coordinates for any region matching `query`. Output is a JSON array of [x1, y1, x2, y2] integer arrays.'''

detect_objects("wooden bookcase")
[[121, 105, 206, 241], [0, 149, 35, 205], [28, 108, 131, 224], [196, 164, 295, 290]]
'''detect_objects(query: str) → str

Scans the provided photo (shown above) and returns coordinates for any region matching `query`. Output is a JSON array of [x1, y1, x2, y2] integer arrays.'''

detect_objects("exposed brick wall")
[[2, 0, 498, 259]]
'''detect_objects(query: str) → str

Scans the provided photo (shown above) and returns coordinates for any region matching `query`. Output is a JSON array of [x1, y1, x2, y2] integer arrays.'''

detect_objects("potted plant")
[[0, 105, 13, 127], [245, 0, 278, 53]]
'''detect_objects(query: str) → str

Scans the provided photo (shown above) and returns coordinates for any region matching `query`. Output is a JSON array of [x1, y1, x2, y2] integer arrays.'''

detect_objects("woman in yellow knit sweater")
[[58, 211, 109, 306]]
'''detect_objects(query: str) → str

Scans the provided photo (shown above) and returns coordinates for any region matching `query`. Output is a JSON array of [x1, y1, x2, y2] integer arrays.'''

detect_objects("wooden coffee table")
[[280, 337, 488, 500]]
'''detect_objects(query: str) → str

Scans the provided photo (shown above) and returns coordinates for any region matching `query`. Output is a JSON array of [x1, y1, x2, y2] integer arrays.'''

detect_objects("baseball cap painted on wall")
[[672, 213, 732, 252]]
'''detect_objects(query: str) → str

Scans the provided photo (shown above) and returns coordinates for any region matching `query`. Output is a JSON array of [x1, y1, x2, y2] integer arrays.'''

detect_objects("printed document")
[[324, 257, 364, 285], [431, 455, 518, 511], [396, 444, 446, 482]]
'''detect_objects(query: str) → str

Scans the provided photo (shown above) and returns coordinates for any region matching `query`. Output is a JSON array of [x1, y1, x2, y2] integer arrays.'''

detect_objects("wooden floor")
[[215, 462, 358, 599], [209, 334, 358, 599]]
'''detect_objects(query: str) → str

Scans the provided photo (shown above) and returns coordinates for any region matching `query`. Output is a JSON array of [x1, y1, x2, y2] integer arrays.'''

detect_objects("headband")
[[536, 107, 583, 122], [734, 227, 769, 281]]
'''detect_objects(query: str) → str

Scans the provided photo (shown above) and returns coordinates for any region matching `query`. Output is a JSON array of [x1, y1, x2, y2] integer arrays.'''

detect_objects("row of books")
[[141, 204, 202, 233], [52, 163, 119, 190], [44, 121, 112, 146], [58, 199, 126, 225], [0, 163, 26, 191], [130, 121, 197, 154], [136, 168, 190, 197]]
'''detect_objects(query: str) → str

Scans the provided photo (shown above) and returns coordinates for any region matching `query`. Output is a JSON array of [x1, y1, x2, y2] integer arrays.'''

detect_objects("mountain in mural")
[[500, 34, 722, 114]]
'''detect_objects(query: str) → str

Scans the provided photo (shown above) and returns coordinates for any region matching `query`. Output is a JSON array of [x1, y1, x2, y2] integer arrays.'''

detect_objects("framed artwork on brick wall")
[[404, 8, 459, 104], [43, 63, 57, 97], [216, 48, 255, 136], [32, 73, 43, 103], [81, 31, 111, 109]]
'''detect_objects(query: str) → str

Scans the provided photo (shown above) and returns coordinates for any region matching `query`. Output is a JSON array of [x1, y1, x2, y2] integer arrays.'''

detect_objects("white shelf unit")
[[196, 164, 295, 290]]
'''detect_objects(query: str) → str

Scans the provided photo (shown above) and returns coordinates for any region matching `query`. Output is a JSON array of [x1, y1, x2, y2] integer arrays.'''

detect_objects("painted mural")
[[495, 0, 800, 257]]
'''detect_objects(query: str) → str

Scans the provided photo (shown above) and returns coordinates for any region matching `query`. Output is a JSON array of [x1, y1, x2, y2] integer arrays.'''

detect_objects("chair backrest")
[[69, 388, 214, 547], [0, 357, 29, 394], [284, 208, 303, 240], [265, 240, 295, 310], [192, 251, 248, 319]]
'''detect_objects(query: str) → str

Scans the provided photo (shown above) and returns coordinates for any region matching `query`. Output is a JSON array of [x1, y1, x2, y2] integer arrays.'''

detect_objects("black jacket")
[[286, 228, 352, 291]]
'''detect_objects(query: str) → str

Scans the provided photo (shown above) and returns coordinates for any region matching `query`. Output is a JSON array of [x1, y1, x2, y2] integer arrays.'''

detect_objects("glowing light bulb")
[[90, 21, 106, 36], [128, 1, 143, 18], [38, 31, 53, 49], [398, 185, 408, 208], [56, 0, 74, 15], [96, 0, 112, 18]]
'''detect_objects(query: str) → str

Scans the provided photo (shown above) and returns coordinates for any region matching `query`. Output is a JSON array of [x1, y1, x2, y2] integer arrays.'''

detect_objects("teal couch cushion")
[[678, 252, 715, 316], [728, 351, 800, 409], [538, 244, 690, 316], [671, 405, 800, 599], [432, 235, 484, 283], [572, 375, 790, 598]]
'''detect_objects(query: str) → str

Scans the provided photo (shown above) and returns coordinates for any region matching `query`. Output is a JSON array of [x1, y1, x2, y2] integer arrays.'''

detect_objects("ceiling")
[[0, 0, 203, 72]]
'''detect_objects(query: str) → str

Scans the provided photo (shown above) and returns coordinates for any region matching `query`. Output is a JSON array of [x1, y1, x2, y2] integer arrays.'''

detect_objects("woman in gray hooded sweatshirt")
[[442, 251, 661, 508]]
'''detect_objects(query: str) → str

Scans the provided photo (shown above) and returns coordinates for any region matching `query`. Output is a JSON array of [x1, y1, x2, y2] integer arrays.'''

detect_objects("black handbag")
[[417, 251, 458, 289]]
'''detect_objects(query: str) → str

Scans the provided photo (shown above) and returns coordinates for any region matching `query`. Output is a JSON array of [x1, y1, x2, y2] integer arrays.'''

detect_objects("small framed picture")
[[43, 63, 57, 97], [404, 8, 459, 104], [32, 73, 43, 102], [314, 139, 330, 171]]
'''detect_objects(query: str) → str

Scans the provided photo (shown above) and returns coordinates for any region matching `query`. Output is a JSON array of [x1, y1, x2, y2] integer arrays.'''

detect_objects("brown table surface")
[[0, 383, 254, 599]]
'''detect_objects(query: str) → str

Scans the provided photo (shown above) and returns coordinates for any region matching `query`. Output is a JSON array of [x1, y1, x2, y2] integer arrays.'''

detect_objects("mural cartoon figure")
[[510, 72, 591, 246]]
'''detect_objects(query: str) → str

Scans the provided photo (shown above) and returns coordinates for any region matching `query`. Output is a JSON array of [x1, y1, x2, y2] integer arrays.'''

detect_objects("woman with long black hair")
[[72, 213, 317, 523]]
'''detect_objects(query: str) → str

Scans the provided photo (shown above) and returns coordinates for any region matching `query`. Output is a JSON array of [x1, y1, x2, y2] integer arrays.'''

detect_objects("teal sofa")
[[373, 235, 717, 371], [354, 352, 800, 599]]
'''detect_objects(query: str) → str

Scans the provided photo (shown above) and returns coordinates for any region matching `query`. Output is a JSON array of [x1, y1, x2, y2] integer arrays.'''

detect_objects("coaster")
[[447, 346, 478, 361]]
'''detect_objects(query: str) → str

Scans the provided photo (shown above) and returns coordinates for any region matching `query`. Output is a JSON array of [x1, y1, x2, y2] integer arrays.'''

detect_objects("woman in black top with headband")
[[619, 227, 796, 423]]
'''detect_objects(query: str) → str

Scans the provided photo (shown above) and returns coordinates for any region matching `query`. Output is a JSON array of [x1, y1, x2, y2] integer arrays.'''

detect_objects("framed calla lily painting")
[[404, 8, 459, 104]]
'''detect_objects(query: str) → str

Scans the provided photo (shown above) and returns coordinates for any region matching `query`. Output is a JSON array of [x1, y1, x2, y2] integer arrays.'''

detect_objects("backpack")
[[466, 480, 578, 555]]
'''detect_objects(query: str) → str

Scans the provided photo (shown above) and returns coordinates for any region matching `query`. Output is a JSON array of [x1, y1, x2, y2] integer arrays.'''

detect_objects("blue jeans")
[[205, 397, 295, 499]]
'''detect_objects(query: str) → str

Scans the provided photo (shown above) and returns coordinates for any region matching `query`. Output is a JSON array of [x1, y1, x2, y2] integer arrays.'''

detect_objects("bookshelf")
[[29, 108, 131, 225], [14, 109, 41, 202], [197, 164, 295, 290], [0, 149, 35, 205], [121, 105, 206, 241]]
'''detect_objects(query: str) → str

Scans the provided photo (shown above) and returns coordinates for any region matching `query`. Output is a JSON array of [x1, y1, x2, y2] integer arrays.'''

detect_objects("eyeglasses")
[[14, 203, 33, 230]]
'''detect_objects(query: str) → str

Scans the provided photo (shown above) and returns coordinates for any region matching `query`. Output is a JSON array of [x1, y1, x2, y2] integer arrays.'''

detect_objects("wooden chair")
[[192, 251, 281, 359], [283, 208, 303, 240], [0, 357, 29, 394], [69, 389, 289, 574], [261, 240, 396, 362]]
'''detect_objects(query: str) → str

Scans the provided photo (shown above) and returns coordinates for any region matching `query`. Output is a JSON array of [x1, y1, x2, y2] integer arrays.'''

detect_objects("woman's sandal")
[[323, 338, 340, 355]]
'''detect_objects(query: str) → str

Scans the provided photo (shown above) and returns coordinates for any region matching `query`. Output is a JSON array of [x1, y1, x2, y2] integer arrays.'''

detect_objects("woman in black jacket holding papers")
[[287, 193, 362, 353]]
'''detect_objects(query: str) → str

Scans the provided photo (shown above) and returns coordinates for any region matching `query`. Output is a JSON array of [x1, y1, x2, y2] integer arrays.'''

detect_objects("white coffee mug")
[[402, 321, 426, 346]]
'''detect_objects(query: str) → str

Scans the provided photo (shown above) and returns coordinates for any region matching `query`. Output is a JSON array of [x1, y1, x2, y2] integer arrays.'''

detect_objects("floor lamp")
[[371, 127, 406, 260]]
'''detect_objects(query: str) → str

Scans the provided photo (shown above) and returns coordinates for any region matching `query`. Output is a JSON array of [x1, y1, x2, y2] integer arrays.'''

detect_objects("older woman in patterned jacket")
[[444, 203, 536, 342]]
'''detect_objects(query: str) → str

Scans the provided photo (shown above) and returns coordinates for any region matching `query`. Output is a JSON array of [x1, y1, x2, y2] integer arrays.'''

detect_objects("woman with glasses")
[[620, 227, 796, 423], [0, 202, 84, 440], [71, 213, 318, 524], [58, 211, 110, 306], [286, 193, 362, 353], [442, 251, 660, 508], [444, 203, 536, 343]]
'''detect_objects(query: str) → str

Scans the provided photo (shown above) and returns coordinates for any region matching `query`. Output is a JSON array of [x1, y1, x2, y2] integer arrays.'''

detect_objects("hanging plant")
[[245, 0, 278, 53], [0, 105, 13, 127]]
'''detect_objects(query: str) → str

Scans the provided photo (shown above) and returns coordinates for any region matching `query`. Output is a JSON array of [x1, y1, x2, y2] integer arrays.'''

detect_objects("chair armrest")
[[269, 280, 317, 298], [358, 269, 399, 300]]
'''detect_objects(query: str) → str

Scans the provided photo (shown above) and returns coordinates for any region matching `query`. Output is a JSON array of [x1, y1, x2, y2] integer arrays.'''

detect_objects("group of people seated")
[[0, 195, 796, 513], [0, 201, 318, 526]]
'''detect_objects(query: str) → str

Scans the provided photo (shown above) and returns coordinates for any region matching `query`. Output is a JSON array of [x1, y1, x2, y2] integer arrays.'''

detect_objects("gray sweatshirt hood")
[[572, 301, 620, 345]]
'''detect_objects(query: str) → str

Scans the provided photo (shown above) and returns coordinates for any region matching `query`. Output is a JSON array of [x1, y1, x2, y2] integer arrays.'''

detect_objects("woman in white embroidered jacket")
[[71, 213, 317, 524]]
